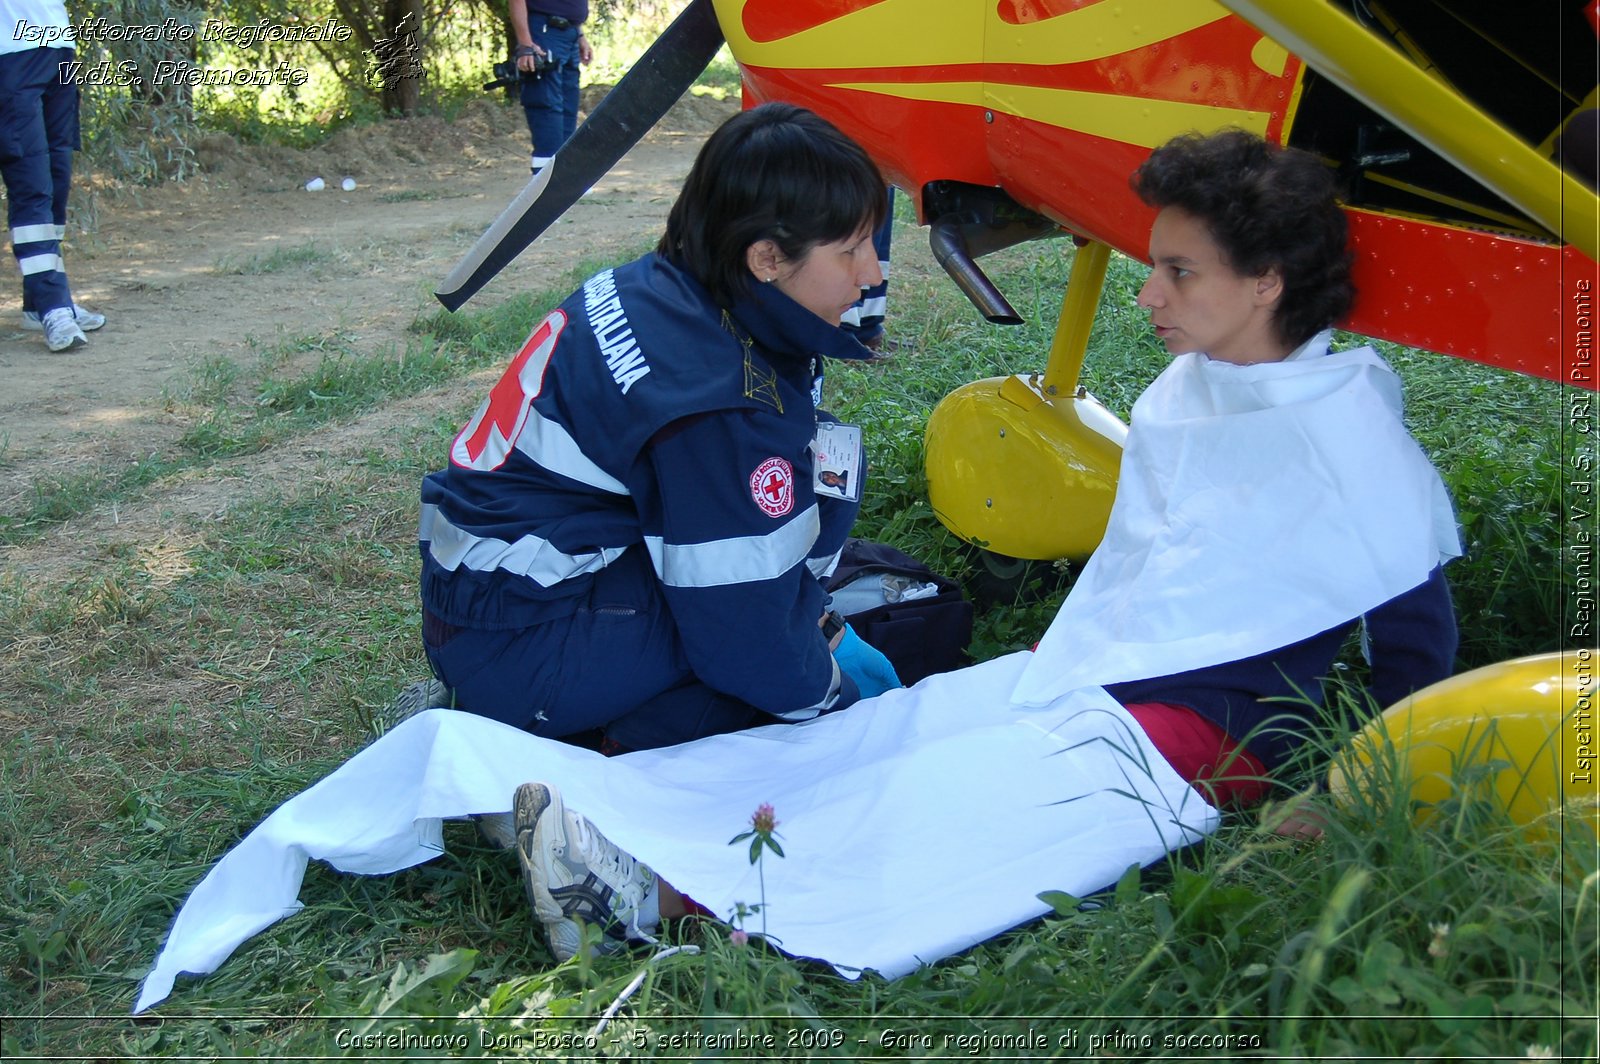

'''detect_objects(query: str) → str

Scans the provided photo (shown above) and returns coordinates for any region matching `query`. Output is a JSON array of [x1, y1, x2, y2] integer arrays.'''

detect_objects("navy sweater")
[[1107, 565, 1457, 770]]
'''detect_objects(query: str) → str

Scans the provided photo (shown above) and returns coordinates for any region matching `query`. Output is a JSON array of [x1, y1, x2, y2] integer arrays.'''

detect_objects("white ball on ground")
[[340, 177, 356, 191]]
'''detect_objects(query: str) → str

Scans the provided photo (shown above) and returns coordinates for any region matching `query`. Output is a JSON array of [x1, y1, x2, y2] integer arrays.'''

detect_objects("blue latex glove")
[[834, 623, 903, 698]]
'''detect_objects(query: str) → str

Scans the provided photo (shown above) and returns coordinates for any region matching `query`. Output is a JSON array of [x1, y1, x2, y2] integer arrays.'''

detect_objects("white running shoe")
[[514, 781, 657, 962], [23, 304, 105, 332], [41, 307, 86, 352]]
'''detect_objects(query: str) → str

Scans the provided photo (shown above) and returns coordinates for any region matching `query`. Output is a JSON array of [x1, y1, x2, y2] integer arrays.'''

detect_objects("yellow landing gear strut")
[[924, 240, 1126, 562]]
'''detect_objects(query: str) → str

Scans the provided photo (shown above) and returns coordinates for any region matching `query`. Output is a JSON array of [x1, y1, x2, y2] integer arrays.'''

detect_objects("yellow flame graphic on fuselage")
[[715, 0, 1279, 149], [720, 0, 1228, 69]]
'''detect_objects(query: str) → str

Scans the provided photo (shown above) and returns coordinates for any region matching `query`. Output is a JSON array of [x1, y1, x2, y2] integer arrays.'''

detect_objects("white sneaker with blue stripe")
[[40, 308, 86, 352], [514, 781, 658, 961], [24, 304, 105, 333]]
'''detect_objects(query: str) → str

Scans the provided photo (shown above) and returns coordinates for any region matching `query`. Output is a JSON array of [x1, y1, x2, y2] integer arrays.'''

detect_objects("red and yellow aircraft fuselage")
[[717, 0, 1598, 387]]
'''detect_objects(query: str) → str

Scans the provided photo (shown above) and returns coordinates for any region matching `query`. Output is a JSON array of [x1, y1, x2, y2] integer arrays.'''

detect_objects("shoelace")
[[567, 812, 659, 944]]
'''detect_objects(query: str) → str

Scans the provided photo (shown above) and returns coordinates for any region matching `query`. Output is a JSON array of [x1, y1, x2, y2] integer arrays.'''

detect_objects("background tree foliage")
[[73, 0, 680, 180]]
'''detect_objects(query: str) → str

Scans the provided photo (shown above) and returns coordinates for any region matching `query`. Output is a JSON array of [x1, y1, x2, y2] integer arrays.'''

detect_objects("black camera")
[[483, 52, 552, 91]]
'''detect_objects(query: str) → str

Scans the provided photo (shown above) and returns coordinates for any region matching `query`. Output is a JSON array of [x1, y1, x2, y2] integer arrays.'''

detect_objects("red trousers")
[[1123, 701, 1270, 807]]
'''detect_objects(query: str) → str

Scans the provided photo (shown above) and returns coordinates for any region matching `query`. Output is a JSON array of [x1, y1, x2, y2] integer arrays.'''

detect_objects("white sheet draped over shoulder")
[[136, 653, 1217, 1013], [1013, 334, 1461, 707]]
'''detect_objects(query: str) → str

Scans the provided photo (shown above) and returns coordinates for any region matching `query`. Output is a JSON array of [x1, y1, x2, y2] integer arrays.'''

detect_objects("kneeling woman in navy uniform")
[[416, 103, 889, 753]]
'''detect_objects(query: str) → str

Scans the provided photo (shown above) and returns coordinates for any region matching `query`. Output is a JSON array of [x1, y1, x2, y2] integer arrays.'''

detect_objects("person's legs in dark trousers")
[[36, 54, 78, 314], [840, 187, 894, 349], [1, 48, 74, 321], [602, 680, 762, 751], [556, 42, 580, 145], [424, 549, 763, 751], [518, 21, 581, 171]]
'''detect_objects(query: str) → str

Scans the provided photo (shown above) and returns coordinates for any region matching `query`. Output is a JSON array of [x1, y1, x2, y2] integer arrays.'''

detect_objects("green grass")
[[0, 452, 188, 543], [375, 188, 457, 204], [1, 218, 1592, 1059], [212, 242, 342, 276]]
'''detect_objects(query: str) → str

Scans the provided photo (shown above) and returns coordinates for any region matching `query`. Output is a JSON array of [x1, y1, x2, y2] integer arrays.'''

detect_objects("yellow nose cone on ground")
[[1328, 650, 1599, 840]]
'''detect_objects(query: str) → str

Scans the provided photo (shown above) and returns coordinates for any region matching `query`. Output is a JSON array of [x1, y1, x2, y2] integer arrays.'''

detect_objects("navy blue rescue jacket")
[[420, 252, 866, 719]]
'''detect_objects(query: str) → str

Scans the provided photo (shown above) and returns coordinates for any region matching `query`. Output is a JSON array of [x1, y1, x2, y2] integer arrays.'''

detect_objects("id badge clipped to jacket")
[[812, 421, 862, 503]]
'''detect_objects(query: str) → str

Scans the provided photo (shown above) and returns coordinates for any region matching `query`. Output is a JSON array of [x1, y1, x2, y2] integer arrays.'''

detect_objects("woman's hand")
[[834, 624, 902, 698]]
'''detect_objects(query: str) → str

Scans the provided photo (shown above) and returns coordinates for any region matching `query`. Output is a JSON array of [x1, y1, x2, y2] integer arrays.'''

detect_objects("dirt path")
[[0, 92, 736, 560]]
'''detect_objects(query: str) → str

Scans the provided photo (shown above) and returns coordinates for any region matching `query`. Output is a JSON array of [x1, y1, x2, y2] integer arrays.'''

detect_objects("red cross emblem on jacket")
[[750, 456, 795, 517]]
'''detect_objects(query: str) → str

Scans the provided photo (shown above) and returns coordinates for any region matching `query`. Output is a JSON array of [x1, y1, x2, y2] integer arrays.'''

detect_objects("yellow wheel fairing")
[[924, 375, 1126, 562], [1328, 651, 1600, 840]]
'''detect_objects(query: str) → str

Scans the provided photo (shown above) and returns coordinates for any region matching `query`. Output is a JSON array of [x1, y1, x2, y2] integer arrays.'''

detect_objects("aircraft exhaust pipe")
[[923, 182, 1061, 326], [929, 219, 1024, 326]]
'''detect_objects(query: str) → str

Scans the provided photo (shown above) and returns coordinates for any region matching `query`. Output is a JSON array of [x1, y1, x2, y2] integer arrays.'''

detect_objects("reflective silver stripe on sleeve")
[[769, 706, 822, 721], [643, 505, 821, 589], [510, 405, 628, 495], [420, 503, 627, 587]]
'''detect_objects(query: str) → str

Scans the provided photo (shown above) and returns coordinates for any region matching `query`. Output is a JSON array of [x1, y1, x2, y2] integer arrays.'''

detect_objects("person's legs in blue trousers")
[[519, 22, 581, 172], [1, 47, 75, 325], [840, 187, 895, 349]]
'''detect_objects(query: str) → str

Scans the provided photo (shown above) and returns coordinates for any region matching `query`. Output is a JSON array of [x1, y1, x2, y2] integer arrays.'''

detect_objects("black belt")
[[543, 14, 573, 29]]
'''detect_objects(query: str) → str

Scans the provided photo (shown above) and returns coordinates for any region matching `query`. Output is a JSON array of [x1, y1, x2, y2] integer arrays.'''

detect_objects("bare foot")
[[1271, 811, 1328, 840], [1263, 796, 1329, 840]]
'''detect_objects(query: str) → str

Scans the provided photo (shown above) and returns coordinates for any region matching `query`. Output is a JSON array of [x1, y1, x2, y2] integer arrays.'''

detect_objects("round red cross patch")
[[750, 457, 794, 517]]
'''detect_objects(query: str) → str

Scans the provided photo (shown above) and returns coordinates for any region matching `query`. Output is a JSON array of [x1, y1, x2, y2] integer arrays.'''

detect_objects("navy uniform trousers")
[[0, 46, 78, 316], [519, 16, 582, 168], [424, 485, 861, 752]]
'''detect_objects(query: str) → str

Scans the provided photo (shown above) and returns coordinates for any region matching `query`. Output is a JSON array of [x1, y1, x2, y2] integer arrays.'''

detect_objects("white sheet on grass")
[[135, 652, 1216, 1012]]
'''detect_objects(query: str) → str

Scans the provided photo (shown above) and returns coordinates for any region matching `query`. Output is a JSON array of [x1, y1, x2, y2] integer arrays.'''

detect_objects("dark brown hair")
[[658, 102, 887, 308], [1133, 129, 1355, 349]]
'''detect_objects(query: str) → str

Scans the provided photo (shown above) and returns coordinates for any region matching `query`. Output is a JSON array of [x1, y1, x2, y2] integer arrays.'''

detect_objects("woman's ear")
[[1254, 265, 1285, 308], [746, 239, 782, 282]]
